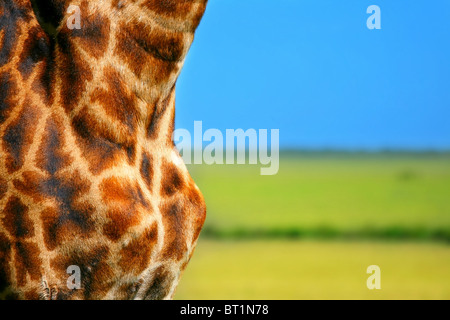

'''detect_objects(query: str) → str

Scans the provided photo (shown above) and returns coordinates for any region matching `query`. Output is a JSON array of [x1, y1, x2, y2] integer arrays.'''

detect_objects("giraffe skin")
[[0, 0, 208, 300]]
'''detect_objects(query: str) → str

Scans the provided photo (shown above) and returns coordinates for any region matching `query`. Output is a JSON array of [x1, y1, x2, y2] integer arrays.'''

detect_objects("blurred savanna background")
[[174, 1, 450, 299]]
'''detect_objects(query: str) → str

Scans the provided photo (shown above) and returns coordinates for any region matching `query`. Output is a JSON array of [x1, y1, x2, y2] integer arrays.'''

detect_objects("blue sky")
[[175, 0, 450, 150]]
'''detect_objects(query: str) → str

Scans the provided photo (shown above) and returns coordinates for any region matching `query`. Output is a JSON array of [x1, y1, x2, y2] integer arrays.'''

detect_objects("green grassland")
[[175, 153, 450, 299], [188, 152, 450, 241], [175, 240, 450, 300]]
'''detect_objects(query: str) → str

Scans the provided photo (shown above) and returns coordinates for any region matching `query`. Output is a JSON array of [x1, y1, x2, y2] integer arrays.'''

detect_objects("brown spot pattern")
[[115, 20, 180, 81], [0, 72, 18, 125], [140, 152, 153, 191], [51, 245, 113, 299], [160, 160, 184, 197], [12, 171, 45, 203], [143, 265, 173, 300], [2, 196, 34, 239], [159, 199, 187, 261], [0, 0, 208, 300], [90, 67, 139, 138], [0, 0, 32, 66], [39, 171, 94, 250], [57, 29, 93, 113], [69, 3, 110, 58], [18, 26, 49, 79], [3, 103, 40, 173], [36, 116, 73, 175], [146, 87, 175, 140], [0, 177, 6, 200], [142, 0, 207, 30], [71, 107, 124, 174], [100, 177, 149, 241], [14, 240, 42, 286], [119, 223, 158, 274], [0, 233, 12, 292]]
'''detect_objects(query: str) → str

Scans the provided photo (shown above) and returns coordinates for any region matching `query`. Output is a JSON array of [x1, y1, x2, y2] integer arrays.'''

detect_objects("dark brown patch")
[[32, 64, 54, 106], [143, 0, 180, 14], [3, 102, 41, 173], [56, 28, 93, 113], [0, 72, 18, 125], [119, 223, 158, 274], [127, 19, 185, 62], [114, 25, 147, 78], [102, 207, 139, 241], [0, 233, 12, 292], [126, 145, 137, 165], [32, 117, 94, 250], [142, 0, 207, 30], [90, 67, 139, 137], [115, 20, 179, 82], [2, 196, 34, 239], [13, 171, 46, 203], [39, 171, 94, 250], [18, 26, 50, 79], [36, 116, 73, 175], [143, 265, 174, 300], [159, 199, 187, 261], [140, 152, 153, 191], [146, 87, 174, 140], [100, 177, 148, 241], [71, 107, 124, 175], [0, 177, 6, 200], [111, 0, 122, 9], [14, 240, 42, 286], [69, 3, 110, 58], [0, 0, 32, 65], [35, 36, 56, 106], [160, 160, 184, 197], [159, 179, 206, 261], [0, 73, 11, 124]]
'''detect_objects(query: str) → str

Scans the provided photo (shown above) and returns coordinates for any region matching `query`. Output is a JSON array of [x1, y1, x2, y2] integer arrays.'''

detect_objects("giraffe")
[[0, 0, 208, 300]]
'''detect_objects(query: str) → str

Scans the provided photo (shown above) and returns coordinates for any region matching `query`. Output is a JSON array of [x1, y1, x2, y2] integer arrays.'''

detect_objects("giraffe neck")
[[34, 0, 206, 150], [0, 0, 208, 300]]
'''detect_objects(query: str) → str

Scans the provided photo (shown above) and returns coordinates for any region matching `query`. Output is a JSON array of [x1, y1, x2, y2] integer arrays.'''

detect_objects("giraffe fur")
[[0, 0, 208, 300]]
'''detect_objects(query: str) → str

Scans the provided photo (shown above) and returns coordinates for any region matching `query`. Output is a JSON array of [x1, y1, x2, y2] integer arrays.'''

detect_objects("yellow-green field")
[[189, 153, 450, 237], [176, 153, 450, 299], [176, 240, 450, 300]]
